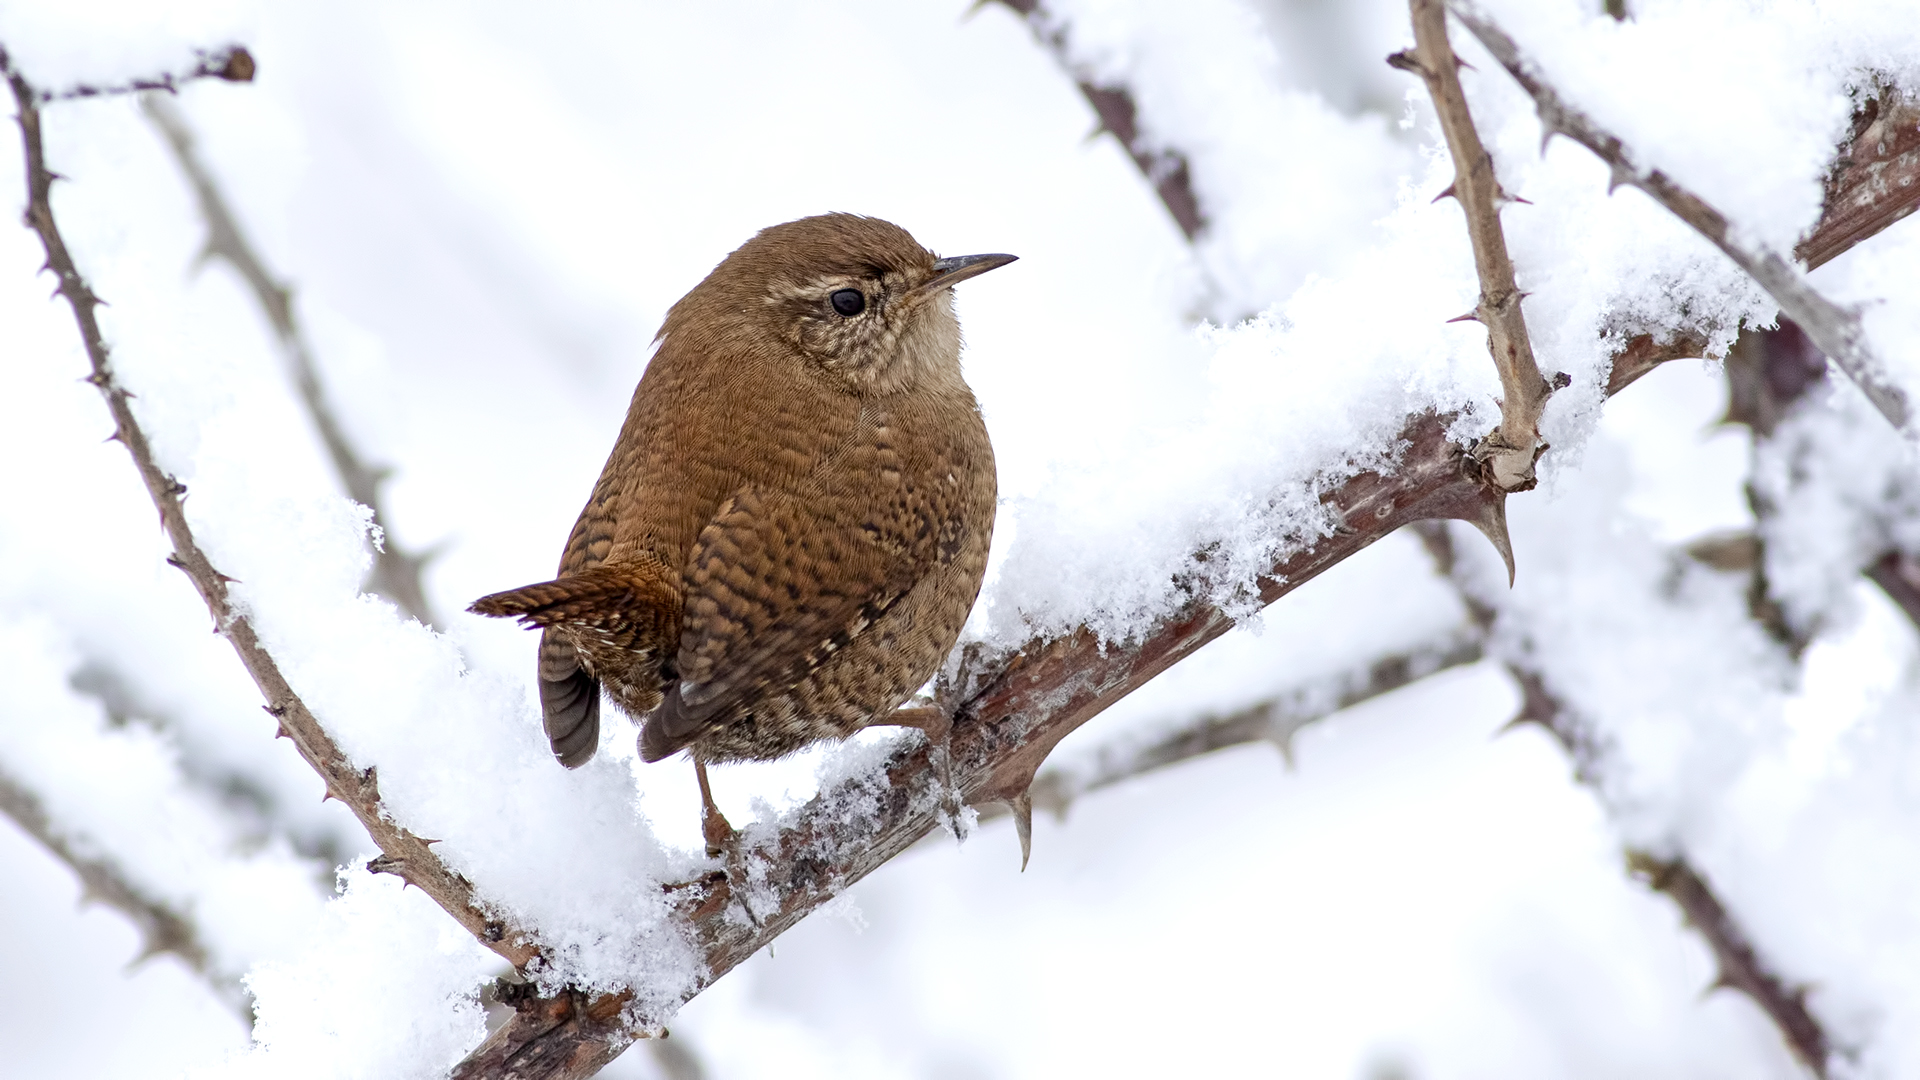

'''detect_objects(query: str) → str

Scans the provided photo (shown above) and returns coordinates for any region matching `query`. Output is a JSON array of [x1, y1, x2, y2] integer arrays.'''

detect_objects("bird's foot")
[[702, 802, 738, 860], [888, 704, 965, 837]]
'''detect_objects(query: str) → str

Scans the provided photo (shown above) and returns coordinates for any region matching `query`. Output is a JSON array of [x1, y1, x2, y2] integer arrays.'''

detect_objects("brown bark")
[[1391, 0, 1553, 496]]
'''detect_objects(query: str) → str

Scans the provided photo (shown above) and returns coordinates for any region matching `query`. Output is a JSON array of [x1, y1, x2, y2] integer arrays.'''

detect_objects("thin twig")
[[999, 627, 1486, 822], [21, 46, 255, 102], [988, 0, 1207, 239], [0, 767, 237, 1008], [1627, 851, 1834, 1076], [1391, 0, 1553, 498], [1445, 1, 1914, 437], [141, 95, 438, 627], [6, 55, 534, 971], [1414, 521, 1836, 1077]]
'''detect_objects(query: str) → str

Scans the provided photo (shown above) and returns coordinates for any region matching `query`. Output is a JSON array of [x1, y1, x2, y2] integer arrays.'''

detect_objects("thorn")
[[1607, 162, 1636, 194], [1008, 791, 1034, 871], [1385, 49, 1423, 75], [262, 702, 287, 717], [1464, 491, 1517, 586], [164, 554, 187, 571], [1497, 711, 1543, 736], [1454, 55, 1474, 72], [1446, 310, 1482, 324], [128, 937, 170, 969], [1550, 371, 1572, 390], [1431, 180, 1458, 204], [1266, 728, 1298, 769]]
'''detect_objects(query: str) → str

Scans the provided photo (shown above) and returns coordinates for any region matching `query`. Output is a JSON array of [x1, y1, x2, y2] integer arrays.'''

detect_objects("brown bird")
[[470, 213, 1010, 855]]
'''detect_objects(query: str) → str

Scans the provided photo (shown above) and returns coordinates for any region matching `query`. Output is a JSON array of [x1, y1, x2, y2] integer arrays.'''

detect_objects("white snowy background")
[[3, 0, 1919, 1076]]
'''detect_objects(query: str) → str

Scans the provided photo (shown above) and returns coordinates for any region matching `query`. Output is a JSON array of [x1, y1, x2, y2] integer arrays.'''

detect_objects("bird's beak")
[[914, 252, 1018, 299]]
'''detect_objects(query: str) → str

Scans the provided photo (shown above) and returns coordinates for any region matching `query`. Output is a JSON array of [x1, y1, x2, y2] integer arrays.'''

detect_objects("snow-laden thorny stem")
[[1392, 0, 1554, 499], [3, 48, 539, 972], [1444, 0, 1916, 438]]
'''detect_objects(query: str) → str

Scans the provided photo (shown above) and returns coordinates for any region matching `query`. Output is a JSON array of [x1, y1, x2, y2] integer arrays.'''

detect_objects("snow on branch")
[[1445, 1, 1916, 438], [1390, 0, 1554, 501], [5, 58, 534, 972], [141, 95, 440, 628]]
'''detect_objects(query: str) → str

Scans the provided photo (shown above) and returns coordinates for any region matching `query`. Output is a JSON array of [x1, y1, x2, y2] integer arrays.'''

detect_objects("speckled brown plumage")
[[471, 214, 1007, 792]]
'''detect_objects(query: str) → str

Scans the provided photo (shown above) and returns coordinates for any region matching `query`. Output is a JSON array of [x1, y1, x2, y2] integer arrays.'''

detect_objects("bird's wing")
[[647, 484, 947, 751]]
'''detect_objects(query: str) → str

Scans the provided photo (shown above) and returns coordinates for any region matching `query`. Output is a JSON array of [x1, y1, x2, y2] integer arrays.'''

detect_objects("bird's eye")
[[830, 289, 866, 317]]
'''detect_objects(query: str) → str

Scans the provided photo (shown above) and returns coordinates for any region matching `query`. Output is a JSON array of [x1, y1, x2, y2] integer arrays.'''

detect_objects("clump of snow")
[[1750, 382, 1920, 635], [1041, 0, 1418, 318], [196, 866, 496, 1080]]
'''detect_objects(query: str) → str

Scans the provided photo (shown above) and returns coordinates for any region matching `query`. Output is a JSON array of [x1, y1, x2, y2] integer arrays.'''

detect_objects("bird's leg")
[[883, 704, 964, 838], [693, 755, 736, 859]]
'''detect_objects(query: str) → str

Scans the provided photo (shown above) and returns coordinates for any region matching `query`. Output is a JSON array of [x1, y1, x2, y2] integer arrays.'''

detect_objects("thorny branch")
[[1390, 0, 1554, 501], [1445, 1, 1916, 437], [988, 0, 1207, 240], [1001, 627, 1485, 824], [22, 46, 254, 102], [6, 55, 538, 974], [0, 767, 242, 1015], [1627, 852, 1835, 1077], [142, 95, 439, 627], [1414, 521, 1837, 1077]]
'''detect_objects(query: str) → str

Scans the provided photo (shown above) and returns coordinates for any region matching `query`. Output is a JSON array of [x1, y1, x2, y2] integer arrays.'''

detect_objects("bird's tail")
[[470, 562, 681, 767]]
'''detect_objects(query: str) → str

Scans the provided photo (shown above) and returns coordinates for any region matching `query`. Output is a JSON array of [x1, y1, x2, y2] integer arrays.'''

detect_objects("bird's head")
[[677, 213, 1015, 397]]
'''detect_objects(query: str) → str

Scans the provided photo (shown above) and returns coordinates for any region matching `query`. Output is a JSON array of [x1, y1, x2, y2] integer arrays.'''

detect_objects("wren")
[[471, 214, 1011, 855]]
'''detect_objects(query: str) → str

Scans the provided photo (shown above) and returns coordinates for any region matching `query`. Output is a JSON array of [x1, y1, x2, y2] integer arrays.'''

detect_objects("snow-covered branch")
[[141, 95, 439, 628], [5, 59, 533, 973], [1391, 0, 1552, 498], [1446, 1, 1916, 438]]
